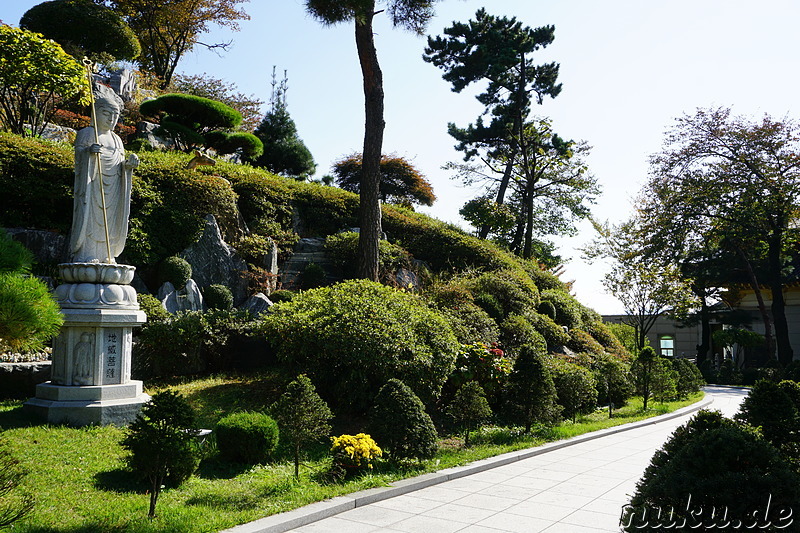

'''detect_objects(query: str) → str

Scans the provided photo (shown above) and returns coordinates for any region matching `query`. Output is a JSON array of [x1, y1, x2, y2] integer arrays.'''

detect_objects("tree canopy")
[[20, 0, 140, 64], [305, 0, 440, 280], [171, 72, 263, 132], [333, 153, 436, 207], [0, 24, 90, 137], [103, 0, 249, 87]]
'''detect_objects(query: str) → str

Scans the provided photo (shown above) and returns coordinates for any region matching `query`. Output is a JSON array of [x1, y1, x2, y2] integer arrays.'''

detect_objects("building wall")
[[602, 315, 704, 359]]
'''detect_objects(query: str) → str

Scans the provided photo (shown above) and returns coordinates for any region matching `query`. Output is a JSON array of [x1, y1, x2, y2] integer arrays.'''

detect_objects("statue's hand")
[[125, 153, 140, 169], [89, 143, 102, 154]]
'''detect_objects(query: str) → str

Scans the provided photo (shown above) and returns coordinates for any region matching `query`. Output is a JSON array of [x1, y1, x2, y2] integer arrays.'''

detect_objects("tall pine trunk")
[[354, 6, 384, 281], [768, 234, 793, 365]]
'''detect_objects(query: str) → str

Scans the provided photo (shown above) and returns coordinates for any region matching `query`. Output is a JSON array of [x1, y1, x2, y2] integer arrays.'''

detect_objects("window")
[[659, 336, 674, 357]]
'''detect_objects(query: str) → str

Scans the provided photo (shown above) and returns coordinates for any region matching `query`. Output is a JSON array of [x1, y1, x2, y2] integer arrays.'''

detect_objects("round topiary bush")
[[158, 256, 192, 289], [216, 411, 279, 464], [260, 280, 459, 411], [623, 410, 800, 531], [203, 284, 233, 311], [370, 379, 438, 461], [499, 314, 545, 356], [526, 312, 570, 351], [468, 269, 540, 319], [137, 292, 169, 322]]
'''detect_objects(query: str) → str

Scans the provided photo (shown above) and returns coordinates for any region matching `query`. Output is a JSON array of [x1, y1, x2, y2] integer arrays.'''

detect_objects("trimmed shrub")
[[137, 292, 169, 322], [436, 303, 499, 345], [205, 131, 263, 159], [499, 314, 546, 356], [474, 292, 503, 321], [526, 312, 569, 351], [566, 328, 605, 356], [325, 231, 411, 281], [592, 352, 633, 411], [122, 390, 200, 517], [585, 320, 629, 358], [506, 344, 561, 431], [370, 379, 438, 461], [550, 358, 598, 422], [300, 262, 327, 289], [203, 284, 233, 311], [717, 359, 742, 385], [448, 381, 493, 446], [735, 379, 800, 462], [447, 342, 511, 408], [537, 300, 556, 320], [540, 289, 583, 329], [140, 93, 242, 131], [671, 358, 704, 398], [268, 289, 295, 303], [271, 375, 333, 478], [158, 256, 192, 289], [468, 269, 540, 319], [623, 410, 800, 531], [216, 411, 279, 464], [260, 280, 459, 411]]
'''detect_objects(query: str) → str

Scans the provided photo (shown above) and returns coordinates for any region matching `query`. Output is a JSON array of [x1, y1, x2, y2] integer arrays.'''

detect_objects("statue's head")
[[92, 83, 124, 132]]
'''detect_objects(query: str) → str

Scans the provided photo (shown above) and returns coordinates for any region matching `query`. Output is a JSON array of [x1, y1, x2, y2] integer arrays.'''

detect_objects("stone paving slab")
[[222, 393, 722, 533]]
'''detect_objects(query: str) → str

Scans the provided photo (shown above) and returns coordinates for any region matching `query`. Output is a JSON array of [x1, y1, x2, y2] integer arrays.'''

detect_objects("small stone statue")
[[69, 83, 138, 263]]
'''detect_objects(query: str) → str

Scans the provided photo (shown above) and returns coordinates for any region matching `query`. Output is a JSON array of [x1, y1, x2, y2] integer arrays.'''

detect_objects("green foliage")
[[0, 438, 34, 529], [325, 231, 411, 281], [540, 289, 584, 329], [0, 231, 63, 352], [122, 390, 200, 517], [435, 302, 499, 346], [448, 343, 511, 407], [671, 358, 704, 399], [507, 344, 561, 432], [370, 379, 438, 461], [717, 359, 742, 385], [171, 72, 264, 132], [499, 314, 545, 356], [735, 379, 800, 463], [20, 0, 141, 62], [566, 328, 605, 356], [448, 381, 493, 446], [550, 358, 597, 422], [585, 320, 629, 357], [203, 284, 234, 311], [623, 410, 800, 531], [459, 197, 516, 235], [333, 153, 436, 207], [0, 134, 74, 231], [468, 269, 540, 319], [473, 292, 503, 321], [253, 86, 316, 178], [300, 262, 327, 289], [0, 25, 90, 137], [633, 348, 678, 409], [158, 256, 192, 289], [136, 292, 169, 322], [204, 131, 263, 159], [537, 300, 556, 321], [260, 280, 459, 411], [215, 411, 279, 465], [133, 309, 256, 378], [526, 312, 569, 351], [606, 322, 639, 355], [270, 375, 333, 478], [591, 352, 633, 410], [268, 289, 296, 303], [0, 231, 33, 275]]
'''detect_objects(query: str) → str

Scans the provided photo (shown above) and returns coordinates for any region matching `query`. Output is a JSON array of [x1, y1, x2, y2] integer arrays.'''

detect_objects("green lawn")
[[0, 374, 704, 533]]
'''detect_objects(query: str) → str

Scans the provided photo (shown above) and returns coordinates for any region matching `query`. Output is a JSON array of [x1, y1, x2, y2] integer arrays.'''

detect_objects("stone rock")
[[157, 279, 204, 314], [40, 123, 77, 143], [396, 268, 421, 291], [107, 68, 138, 101], [134, 120, 175, 151], [4, 227, 69, 265], [180, 215, 249, 305], [241, 292, 273, 316], [263, 238, 279, 275]]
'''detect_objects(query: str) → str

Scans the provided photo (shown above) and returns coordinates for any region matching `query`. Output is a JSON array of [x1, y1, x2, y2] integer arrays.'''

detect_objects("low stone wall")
[[0, 362, 52, 399]]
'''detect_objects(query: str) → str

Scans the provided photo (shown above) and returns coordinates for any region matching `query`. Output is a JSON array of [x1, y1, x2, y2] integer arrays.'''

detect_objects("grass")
[[0, 375, 704, 533]]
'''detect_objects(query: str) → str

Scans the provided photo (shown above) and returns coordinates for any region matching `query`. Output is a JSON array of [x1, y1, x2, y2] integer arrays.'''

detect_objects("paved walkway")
[[227, 386, 747, 533]]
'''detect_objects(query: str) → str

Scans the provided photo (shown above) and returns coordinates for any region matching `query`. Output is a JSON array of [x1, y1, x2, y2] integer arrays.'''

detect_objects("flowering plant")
[[450, 342, 512, 396], [331, 433, 382, 470]]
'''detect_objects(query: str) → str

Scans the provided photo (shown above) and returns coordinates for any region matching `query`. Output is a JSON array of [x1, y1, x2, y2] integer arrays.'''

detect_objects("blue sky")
[[5, 1, 800, 313]]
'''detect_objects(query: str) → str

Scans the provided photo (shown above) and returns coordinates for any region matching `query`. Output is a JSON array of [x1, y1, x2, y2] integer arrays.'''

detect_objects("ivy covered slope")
[[0, 132, 618, 353]]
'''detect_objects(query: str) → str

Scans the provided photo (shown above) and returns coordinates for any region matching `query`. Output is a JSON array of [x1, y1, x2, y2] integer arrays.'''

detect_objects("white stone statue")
[[69, 83, 138, 263]]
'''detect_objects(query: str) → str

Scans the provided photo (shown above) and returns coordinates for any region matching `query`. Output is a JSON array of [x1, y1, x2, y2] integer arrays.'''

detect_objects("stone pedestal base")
[[25, 381, 150, 426], [26, 262, 148, 427]]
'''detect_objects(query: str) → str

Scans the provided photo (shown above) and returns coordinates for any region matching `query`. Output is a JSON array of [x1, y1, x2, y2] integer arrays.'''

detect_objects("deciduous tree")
[[104, 0, 249, 87], [333, 153, 435, 207], [305, 0, 439, 281], [0, 25, 90, 137]]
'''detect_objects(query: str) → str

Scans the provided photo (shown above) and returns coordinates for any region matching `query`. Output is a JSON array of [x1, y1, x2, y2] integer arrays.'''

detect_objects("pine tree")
[[252, 68, 316, 179]]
